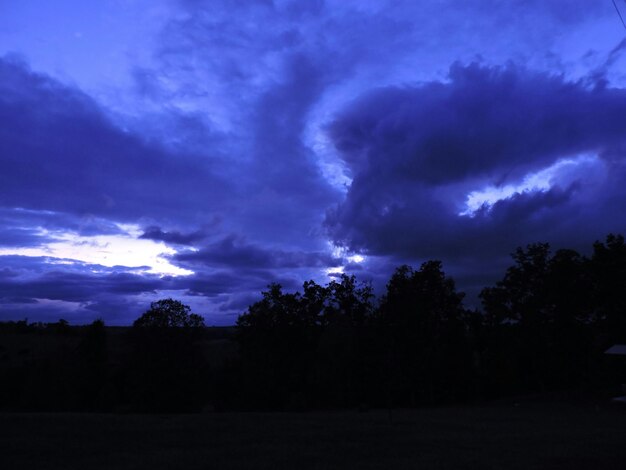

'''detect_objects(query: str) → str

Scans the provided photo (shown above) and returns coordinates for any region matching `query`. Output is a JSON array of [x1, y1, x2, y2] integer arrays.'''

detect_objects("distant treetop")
[[133, 299, 205, 329]]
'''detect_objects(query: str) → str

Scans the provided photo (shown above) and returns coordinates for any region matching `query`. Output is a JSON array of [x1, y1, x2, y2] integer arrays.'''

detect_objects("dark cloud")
[[0, 256, 169, 304], [139, 226, 207, 245], [0, 227, 49, 248], [154, 9, 344, 246], [217, 292, 263, 313], [0, 255, 177, 323], [172, 270, 271, 298], [0, 56, 228, 224], [0, 208, 126, 247], [327, 63, 626, 270], [328, 63, 626, 185], [175, 235, 342, 270]]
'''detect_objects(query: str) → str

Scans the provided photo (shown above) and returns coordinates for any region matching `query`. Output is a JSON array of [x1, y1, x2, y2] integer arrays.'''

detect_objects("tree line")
[[1, 234, 626, 412]]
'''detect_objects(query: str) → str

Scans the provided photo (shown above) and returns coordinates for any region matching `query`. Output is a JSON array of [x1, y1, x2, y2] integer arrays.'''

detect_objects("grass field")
[[2, 401, 626, 469]]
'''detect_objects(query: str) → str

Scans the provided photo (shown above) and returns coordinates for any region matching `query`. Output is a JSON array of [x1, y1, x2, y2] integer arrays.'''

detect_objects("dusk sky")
[[2, 0, 626, 324]]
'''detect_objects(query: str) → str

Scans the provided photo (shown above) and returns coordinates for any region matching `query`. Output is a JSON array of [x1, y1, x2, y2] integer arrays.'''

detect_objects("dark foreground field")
[[2, 401, 626, 470]]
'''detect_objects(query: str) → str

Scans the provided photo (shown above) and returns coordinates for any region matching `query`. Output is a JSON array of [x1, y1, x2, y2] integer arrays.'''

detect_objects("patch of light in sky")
[[305, 126, 352, 192], [326, 243, 366, 276], [347, 254, 365, 263], [0, 224, 193, 276], [34, 298, 84, 312], [325, 266, 345, 276], [460, 154, 598, 217]]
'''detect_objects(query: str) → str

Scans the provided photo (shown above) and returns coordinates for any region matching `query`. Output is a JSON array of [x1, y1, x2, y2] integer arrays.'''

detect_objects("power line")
[[613, 0, 626, 30]]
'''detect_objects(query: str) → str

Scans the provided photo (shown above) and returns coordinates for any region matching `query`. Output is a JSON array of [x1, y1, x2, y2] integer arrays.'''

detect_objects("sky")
[[2, 0, 626, 324]]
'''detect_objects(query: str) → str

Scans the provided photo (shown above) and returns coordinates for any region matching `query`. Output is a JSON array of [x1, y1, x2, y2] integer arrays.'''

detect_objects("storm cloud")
[[326, 63, 626, 268], [0, 57, 229, 224]]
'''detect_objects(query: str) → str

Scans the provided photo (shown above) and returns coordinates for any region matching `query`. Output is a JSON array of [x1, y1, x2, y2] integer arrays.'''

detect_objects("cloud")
[[139, 226, 207, 245], [326, 63, 626, 267], [0, 227, 49, 248], [0, 255, 177, 322], [174, 235, 343, 270], [0, 51, 339, 322], [0, 256, 169, 303], [329, 63, 626, 185], [0, 208, 127, 248], [0, 56, 228, 224]]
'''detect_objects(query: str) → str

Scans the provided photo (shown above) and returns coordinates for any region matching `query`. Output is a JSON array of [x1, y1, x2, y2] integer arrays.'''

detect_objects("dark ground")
[[2, 400, 626, 469]]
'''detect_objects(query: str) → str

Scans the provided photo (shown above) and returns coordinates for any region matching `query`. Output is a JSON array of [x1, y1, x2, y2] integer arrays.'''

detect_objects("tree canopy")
[[133, 298, 205, 329]]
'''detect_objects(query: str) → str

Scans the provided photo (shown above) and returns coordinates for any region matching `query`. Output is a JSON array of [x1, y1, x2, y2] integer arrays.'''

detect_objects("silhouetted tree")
[[235, 275, 378, 409], [590, 234, 626, 344], [75, 319, 108, 410], [133, 299, 205, 329], [314, 274, 376, 407], [378, 261, 471, 406], [127, 299, 208, 412], [236, 284, 318, 408], [480, 243, 594, 393]]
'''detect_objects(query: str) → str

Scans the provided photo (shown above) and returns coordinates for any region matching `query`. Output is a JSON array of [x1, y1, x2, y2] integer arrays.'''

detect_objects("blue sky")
[[1, 0, 626, 324]]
